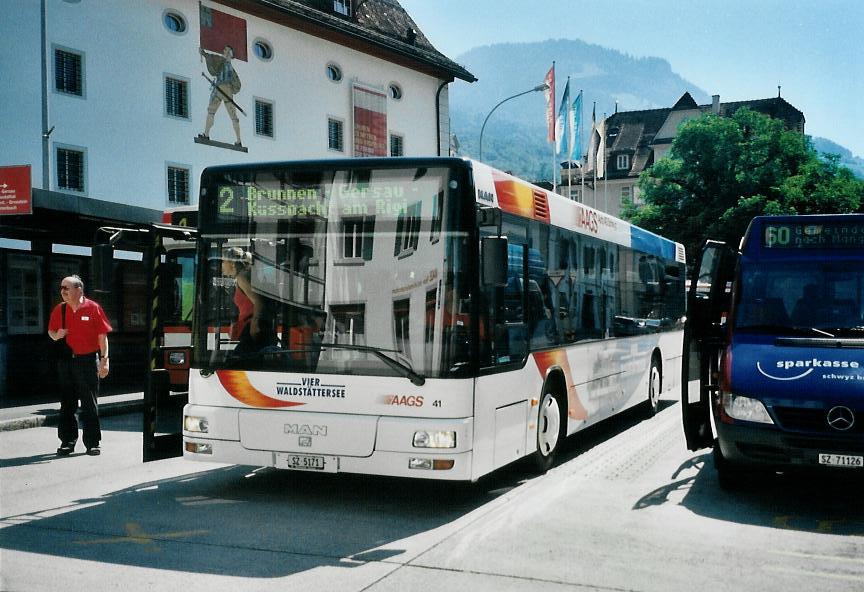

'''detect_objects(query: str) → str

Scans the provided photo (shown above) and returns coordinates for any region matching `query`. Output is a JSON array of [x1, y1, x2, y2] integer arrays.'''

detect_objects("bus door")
[[94, 224, 197, 462], [681, 240, 736, 451]]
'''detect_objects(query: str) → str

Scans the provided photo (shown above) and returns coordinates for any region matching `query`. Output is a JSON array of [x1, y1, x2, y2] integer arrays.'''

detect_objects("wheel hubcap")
[[649, 366, 660, 409], [538, 394, 561, 456]]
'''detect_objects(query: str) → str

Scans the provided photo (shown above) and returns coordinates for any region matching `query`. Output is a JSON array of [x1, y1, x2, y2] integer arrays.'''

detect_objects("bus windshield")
[[734, 260, 864, 336], [196, 164, 474, 379]]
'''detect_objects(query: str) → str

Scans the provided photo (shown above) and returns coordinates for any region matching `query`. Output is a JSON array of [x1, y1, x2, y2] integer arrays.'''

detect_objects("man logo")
[[826, 406, 855, 432], [284, 424, 328, 436]]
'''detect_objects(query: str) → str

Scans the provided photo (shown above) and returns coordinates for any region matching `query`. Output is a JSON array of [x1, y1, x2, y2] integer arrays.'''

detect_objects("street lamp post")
[[479, 83, 549, 161]]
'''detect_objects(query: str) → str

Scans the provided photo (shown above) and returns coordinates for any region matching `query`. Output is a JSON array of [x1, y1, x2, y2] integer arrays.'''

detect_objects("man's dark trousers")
[[58, 354, 101, 448]]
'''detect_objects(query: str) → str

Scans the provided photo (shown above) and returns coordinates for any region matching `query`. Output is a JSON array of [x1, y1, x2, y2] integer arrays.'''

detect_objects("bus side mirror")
[[481, 237, 508, 287], [92, 243, 114, 293]]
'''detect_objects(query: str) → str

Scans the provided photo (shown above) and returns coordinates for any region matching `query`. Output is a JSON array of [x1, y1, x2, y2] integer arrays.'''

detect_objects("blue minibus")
[[682, 214, 864, 487]]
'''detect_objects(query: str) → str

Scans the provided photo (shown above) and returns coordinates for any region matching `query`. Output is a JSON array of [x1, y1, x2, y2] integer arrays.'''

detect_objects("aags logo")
[[758, 358, 860, 381]]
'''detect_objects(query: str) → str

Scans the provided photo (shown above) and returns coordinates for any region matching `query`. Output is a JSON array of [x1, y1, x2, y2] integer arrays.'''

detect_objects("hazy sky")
[[400, 0, 864, 157]]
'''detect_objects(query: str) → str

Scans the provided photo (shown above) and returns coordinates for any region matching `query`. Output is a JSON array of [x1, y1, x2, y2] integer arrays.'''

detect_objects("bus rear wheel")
[[532, 391, 562, 472]]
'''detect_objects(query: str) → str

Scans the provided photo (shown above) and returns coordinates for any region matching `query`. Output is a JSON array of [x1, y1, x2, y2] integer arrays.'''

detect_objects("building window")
[[253, 40, 273, 61], [393, 298, 411, 359], [430, 190, 443, 242], [394, 202, 421, 257], [167, 166, 190, 205], [328, 118, 344, 152], [54, 48, 83, 96], [165, 75, 189, 119], [341, 215, 375, 260], [56, 146, 85, 192], [326, 63, 343, 83], [255, 99, 274, 137], [7, 254, 45, 335], [333, 0, 351, 16], [617, 154, 630, 170], [388, 83, 403, 100], [330, 304, 365, 346], [620, 185, 632, 204], [163, 11, 187, 33], [389, 134, 404, 157]]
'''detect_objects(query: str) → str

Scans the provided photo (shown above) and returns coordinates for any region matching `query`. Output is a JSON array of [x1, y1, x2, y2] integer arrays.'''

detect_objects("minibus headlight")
[[184, 415, 209, 433], [413, 430, 456, 448], [722, 393, 774, 424]]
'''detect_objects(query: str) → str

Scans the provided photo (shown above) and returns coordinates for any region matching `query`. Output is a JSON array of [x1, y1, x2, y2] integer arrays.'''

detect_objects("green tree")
[[624, 108, 864, 261]]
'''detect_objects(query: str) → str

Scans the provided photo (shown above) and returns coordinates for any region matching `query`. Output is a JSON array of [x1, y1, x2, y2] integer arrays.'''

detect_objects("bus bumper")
[[182, 404, 476, 481], [715, 421, 864, 471]]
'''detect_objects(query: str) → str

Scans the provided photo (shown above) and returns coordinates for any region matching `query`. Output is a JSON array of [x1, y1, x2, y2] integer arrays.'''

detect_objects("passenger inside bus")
[[222, 247, 276, 354]]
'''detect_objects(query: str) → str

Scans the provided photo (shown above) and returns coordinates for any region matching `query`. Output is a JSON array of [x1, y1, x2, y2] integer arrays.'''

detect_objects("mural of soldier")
[[198, 45, 243, 147]]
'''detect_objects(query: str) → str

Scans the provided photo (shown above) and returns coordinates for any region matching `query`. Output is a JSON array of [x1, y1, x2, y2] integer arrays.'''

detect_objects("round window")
[[326, 64, 343, 82], [254, 41, 273, 61], [163, 12, 186, 33], [389, 83, 403, 100]]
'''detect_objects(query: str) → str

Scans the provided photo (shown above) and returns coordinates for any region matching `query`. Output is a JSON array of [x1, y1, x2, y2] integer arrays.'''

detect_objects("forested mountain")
[[449, 39, 710, 180], [448, 39, 861, 181], [812, 137, 864, 179]]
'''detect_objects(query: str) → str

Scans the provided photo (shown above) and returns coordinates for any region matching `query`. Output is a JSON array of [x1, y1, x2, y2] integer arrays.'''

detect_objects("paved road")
[[1, 394, 863, 591]]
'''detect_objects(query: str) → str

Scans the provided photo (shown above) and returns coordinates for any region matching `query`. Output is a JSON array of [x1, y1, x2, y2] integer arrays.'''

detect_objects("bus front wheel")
[[645, 357, 661, 417], [533, 391, 562, 472]]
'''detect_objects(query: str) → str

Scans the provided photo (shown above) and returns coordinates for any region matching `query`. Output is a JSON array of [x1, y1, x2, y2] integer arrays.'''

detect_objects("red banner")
[[353, 84, 388, 157], [544, 64, 555, 143], [0, 165, 32, 216], [200, 5, 247, 61]]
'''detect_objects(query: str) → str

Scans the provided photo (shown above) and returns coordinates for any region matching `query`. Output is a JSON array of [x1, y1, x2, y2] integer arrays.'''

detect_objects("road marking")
[[768, 549, 864, 565], [176, 495, 241, 506], [75, 522, 208, 549], [765, 566, 864, 582], [773, 514, 864, 534]]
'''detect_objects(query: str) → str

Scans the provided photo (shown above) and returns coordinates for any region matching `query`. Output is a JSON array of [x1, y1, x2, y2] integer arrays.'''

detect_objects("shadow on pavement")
[[0, 463, 502, 578], [633, 451, 864, 535]]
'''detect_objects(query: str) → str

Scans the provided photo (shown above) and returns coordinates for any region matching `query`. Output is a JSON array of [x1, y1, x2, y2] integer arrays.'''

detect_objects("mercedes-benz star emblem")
[[826, 406, 855, 431]]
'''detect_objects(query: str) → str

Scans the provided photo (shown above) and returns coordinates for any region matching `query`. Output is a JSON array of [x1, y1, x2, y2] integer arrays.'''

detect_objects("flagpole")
[[567, 79, 572, 199], [603, 112, 608, 213], [592, 102, 596, 209], [550, 62, 557, 194], [579, 91, 585, 203]]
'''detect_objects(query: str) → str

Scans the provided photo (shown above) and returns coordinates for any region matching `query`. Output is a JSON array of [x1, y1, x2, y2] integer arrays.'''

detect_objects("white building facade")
[[0, 0, 473, 399]]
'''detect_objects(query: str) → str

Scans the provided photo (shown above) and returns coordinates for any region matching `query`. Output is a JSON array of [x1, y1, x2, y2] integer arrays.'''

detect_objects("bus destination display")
[[763, 221, 864, 249], [215, 183, 412, 221]]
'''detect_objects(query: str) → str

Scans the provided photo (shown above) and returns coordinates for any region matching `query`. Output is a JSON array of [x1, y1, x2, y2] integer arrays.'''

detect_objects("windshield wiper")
[[315, 342, 426, 386]]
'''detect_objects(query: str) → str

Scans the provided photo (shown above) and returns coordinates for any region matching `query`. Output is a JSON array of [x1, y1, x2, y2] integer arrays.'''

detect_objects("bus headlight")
[[722, 393, 774, 424], [413, 430, 456, 448], [184, 415, 209, 433]]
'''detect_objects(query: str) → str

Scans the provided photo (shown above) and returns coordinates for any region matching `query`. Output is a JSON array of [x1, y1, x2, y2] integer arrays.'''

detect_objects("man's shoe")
[[86, 447, 101, 456], [57, 442, 75, 456]]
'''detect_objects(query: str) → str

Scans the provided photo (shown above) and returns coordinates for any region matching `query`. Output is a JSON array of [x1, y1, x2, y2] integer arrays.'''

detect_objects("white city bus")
[[183, 158, 686, 480]]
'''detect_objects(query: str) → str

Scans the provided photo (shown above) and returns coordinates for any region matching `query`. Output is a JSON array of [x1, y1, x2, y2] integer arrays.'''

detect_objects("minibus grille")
[[773, 406, 864, 435]]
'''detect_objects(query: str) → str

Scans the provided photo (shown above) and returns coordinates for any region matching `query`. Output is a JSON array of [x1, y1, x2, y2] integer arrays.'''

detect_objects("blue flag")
[[555, 80, 570, 156], [571, 91, 583, 163]]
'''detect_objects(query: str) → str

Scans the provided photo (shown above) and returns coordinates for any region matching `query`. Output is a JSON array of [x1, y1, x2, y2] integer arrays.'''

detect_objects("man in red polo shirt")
[[47, 275, 112, 456]]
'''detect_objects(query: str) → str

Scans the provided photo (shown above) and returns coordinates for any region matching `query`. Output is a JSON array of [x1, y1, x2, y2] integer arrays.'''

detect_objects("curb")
[[0, 399, 144, 432]]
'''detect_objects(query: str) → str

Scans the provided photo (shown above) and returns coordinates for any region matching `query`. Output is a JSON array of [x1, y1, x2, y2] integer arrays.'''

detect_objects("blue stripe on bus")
[[630, 226, 676, 260]]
